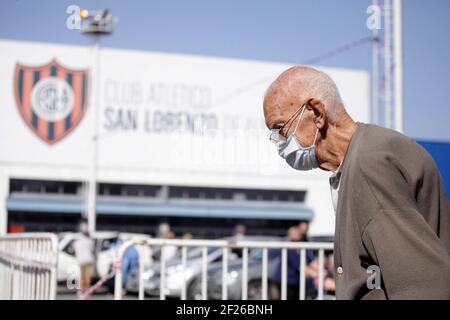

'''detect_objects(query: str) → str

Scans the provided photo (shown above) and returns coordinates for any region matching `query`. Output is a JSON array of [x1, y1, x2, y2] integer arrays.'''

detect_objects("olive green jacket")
[[334, 123, 450, 299]]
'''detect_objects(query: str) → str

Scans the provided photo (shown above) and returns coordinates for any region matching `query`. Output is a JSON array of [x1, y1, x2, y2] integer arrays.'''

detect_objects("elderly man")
[[263, 66, 450, 299]]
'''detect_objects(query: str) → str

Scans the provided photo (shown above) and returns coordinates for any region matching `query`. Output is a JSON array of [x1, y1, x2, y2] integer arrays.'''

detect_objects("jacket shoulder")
[[354, 124, 431, 169], [358, 124, 414, 154]]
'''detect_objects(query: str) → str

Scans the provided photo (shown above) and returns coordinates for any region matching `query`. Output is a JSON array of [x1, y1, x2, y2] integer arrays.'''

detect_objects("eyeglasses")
[[269, 104, 306, 144]]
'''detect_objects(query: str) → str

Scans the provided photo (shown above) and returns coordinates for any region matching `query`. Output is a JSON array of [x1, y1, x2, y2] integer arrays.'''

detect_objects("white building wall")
[[0, 169, 8, 235], [0, 39, 369, 236]]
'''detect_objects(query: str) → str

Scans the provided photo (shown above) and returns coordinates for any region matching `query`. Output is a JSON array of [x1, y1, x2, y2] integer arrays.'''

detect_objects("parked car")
[[188, 237, 282, 300], [125, 236, 282, 298], [57, 231, 151, 285], [126, 245, 240, 297]]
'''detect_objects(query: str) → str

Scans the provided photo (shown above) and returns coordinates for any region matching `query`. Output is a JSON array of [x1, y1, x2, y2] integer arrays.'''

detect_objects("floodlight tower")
[[80, 9, 116, 235], [372, 0, 403, 132]]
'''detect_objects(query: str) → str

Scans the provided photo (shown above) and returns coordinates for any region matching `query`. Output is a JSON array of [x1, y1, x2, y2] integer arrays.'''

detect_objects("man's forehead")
[[264, 93, 296, 127], [264, 104, 287, 130]]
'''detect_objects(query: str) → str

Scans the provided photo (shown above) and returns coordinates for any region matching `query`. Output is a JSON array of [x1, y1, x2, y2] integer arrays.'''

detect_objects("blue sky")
[[1, 0, 449, 141]]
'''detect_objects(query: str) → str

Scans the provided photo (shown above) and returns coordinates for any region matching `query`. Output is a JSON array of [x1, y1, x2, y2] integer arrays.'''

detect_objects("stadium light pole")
[[371, 0, 379, 126], [80, 9, 116, 235], [384, 0, 392, 130], [393, 0, 403, 133], [373, 0, 403, 132]]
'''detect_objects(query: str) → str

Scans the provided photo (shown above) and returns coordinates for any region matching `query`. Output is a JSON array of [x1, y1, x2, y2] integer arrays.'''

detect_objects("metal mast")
[[372, 0, 403, 132], [80, 9, 116, 235]]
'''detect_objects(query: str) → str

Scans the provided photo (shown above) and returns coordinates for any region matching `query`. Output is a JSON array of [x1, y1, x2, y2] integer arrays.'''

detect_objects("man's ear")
[[307, 98, 326, 129]]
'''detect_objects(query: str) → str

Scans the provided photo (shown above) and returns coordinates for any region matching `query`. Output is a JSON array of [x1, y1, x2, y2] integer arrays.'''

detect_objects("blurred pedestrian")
[[272, 226, 316, 300], [106, 239, 139, 291], [157, 222, 171, 238], [163, 229, 178, 261], [73, 222, 95, 298], [181, 232, 193, 240], [297, 221, 309, 241], [233, 224, 246, 239], [231, 224, 246, 258]]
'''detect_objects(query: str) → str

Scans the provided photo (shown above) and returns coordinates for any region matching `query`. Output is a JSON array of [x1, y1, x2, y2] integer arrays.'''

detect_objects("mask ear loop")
[[293, 104, 307, 134], [312, 128, 319, 146], [294, 104, 320, 147]]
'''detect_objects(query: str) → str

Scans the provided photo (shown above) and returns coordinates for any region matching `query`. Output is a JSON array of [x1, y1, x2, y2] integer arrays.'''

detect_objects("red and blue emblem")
[[14, 59, 90, 145]]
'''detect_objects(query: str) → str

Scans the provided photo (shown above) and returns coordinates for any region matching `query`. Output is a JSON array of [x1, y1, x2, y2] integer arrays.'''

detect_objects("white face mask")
[[277, 105, 320, 171]]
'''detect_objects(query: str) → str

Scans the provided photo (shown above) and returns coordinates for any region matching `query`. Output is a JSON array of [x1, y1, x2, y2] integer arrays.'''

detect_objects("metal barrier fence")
[[114, 238, 334, 300], [0, 233, 58, 300]]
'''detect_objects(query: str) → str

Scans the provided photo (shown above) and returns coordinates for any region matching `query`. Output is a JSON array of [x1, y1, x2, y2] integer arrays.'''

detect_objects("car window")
[[99, 239, 115, 251], [249, 248, 262, 260], [63, 240, 75, 256]]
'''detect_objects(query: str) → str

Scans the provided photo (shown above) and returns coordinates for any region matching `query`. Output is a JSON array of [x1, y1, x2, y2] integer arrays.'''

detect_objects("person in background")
[[233, 224, 246, 239], [175, 232, 194, 257], [106, 238, 139, 291], [153, 223, 177, 262], [324, 252, 336, 294], [231, 224, 246, 258], [163, 229, 178, 262], [73, 221, 95, 298], [181, 232, 193, 240], [297, 221, 309, 241], [308, 250, 336, 297], [272, 226, 317, 300], [298, 221, 336, 296], [157, 222, 171, 238]]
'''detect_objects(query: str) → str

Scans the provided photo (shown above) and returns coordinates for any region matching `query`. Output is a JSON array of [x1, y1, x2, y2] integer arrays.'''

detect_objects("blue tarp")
[[417, 140, 450, 198]]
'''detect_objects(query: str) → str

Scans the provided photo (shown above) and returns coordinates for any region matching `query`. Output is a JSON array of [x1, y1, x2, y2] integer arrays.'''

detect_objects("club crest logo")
[[14, 59, 90, 144]]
